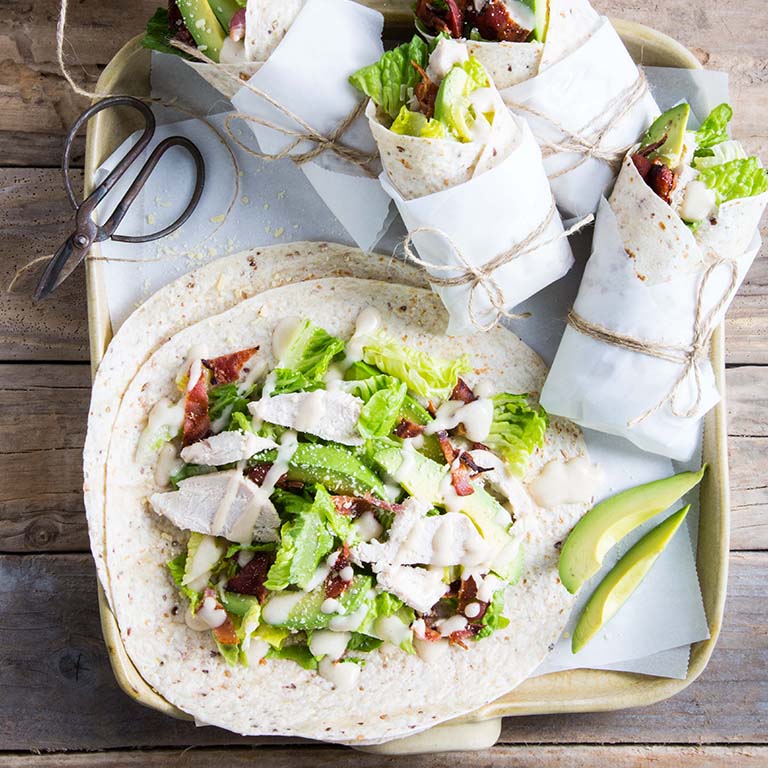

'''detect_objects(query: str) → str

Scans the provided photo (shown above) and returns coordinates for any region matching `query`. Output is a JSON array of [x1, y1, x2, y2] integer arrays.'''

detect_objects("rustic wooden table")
[[1, 0, 766, 765]]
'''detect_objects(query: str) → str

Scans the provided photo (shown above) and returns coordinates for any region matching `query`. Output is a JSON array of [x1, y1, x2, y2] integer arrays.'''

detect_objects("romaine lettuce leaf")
[[266, 643, 318, 670], [271, 368, 325, 396], [215, 639, 242, 666], [141, 7, 192, 58], [391, 106, 449, 139], [311, 485, 355, 543], [695, 103, 732, 154], [692, 140, 746, 170], [485, 394, 549, 476], [362, 331, 471, 400], [347, 632, 384, 653], [166, 552, 201, 611], [208, 382, 255, 425], [254, 623, 290, 649], [357, 381, 408, 439], [169, 463, 215, 490], [348, 35, 430, 121], [697, 157, 768, 203], [434, 57, 491, 142], [475, 587, 509, 639], [264, 495, 334, 591], [275, 320, 344, 387]]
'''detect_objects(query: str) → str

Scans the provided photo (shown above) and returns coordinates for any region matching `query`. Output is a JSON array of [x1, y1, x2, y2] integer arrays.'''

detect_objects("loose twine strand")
[[400, 202, 594, 332], [170, 40, 377, 177], [510, 70, 649, 180], [567, 256, 739, 425]]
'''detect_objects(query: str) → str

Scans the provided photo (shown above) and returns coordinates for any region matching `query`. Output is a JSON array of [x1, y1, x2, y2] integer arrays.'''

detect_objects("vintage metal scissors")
[[34, 96, 205, 301]]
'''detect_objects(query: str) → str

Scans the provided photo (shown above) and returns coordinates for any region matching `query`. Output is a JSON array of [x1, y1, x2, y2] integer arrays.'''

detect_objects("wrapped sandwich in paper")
[[142, 0, 304, 99], [541, 103, 768, 460], [350, 36, 573, 335], [414, 0, 660, 216]]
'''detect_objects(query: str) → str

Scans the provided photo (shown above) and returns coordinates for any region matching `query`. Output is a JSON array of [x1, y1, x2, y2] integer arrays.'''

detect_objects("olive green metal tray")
[[85, 13, 728, 754]]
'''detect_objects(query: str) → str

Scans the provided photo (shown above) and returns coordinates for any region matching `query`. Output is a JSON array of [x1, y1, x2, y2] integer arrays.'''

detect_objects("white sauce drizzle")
[[237, 550, 255, 568], [344, 307, 381, 365], [527, 456, 604, 509], [309, 630, 351, 660], [318, 657, 360, 691], [329, 599, 371, 632], [262, 591, 305, 625], [154, 442, 183, 487], [425, 398, 494, 443], [260, 430, 299, 497], [239, 358, 267, 394], [354, 510, 383, 542], [339, 566, 354, 582], [184, 605, 209, 632], [211, 464, 245, 537], [244, 638, 270, 665], [414, 637, 449, 663], [437, 614, 468, 637], [464, 601, 482, 619], [321, 597, 343, 615], [306, 564, 331, 591], [411, 618, 427, 639], [374, 615, 411, 647], [272, 317, 302, 361], [196, 595, 227, 629], [182, 535, 226, 587]]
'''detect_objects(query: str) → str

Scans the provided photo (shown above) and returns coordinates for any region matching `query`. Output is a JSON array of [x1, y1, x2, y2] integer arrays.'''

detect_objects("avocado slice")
[[521, 0, 550, 42], [559, 466, 706, 595], [253, 443, 387, 499], [571, 505, 690, 653], [176, 0, 226, 62], [208, 0, 242, 30], [263, 575, 373, 631], [374, 446, 523, 582], [639, 103, 691, 168]]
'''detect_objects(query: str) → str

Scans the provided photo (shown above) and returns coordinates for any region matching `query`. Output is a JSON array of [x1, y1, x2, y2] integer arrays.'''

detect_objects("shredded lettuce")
[[169, 463, 215, 489], [271, 488, 314, 518], [215, 639, 242, 666], [434, 58, 491, 142], [166, 553, 201, 611], [485, 394, 549, 476], [362, 331, 471, 400], [228, 411, 254, 433], [390, 106, 449, 139], [264, 499, 334, 591], [475, 587, 510, 639], [697, 157, 768, 203], [266, 643, 318, 670], [695, 103, 732, 154], [254, 623, 290, 649], [692, 140, 746, 170], [357, 381, 408, 439], [208, 382, 254, 425], [312, 485, 356, 543], [141, 7, 192, 58], [348, 35, 430, 121], [274, 320, 344, 391], [347, 633, 384, 653]]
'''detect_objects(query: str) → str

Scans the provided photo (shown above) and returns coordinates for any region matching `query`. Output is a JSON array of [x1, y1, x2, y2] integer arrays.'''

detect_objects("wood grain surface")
[[0, 0, 766, 762]]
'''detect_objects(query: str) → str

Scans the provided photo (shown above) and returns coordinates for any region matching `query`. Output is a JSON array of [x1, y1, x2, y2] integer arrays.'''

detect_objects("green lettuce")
[[166, 552, 201, 611], [357, 381, 408, 439], [362, 331, 471, 400], [695, 103, 732, 154], [264, 499, 334, 591], [266, 643, 318, 670], [485, 394, 549, 476], [312, 485, 356, 543], [475, 587, 510, 640], [349, 35, 430, 121], [215, 639, 242, 666], [391, 106, 448, 139], [347, 632, 384, 653], [141, 7, 192, 59], [169, 463, 215, 489], [692, 140, 746, 170], [208, 382, 255, 425], [273, 320, 344, 392], [434, 57, 491, 142], [697, 157, 768, 203]]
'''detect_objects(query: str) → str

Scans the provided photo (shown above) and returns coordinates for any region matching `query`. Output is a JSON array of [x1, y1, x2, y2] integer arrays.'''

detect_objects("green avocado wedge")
[[521, 0, 550, 42], [559, 466, 706, 594], [176, 0, 226, 62], [571, 505, 690, 653], [639, 103, 691, 167]]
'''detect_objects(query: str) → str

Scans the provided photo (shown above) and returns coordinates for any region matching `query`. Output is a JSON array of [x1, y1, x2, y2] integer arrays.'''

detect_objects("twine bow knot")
[[567, 256, 740, 425], [401, 202, 593, 332]]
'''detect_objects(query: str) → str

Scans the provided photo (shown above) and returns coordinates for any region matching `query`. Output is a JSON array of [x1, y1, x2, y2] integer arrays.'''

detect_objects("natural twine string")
[[6, 0, 242, 295], [170, 40, 377, 176], [401, 202, 594, 332], [509, 71, 649, 180], [567, 256, 740, 425]]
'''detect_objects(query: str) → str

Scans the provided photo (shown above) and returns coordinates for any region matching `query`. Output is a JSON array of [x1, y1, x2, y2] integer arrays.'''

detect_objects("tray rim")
[[84, 16, 730, 740]]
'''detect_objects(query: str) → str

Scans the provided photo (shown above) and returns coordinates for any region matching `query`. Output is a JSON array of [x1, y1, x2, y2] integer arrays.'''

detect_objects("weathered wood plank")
[[1, 363, 765, 553], [0, 745, 766, 767], [0, 169, 88, 361], [0, 552, 764, 750]]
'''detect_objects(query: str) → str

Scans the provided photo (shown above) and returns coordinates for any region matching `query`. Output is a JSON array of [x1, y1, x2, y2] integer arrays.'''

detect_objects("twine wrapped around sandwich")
[[401, 202, 593, 332], [171, 41, 377, 177], [508, 71, 649, 180], [567, 256, 740, 426]]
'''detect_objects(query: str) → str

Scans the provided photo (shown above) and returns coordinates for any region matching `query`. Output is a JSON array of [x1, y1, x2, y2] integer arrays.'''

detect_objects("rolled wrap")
[[541, 154, 768, 460]]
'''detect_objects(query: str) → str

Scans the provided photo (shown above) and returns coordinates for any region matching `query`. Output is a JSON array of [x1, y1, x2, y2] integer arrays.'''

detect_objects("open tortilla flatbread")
[[99, 275, 588, 744], [84, 244, 427, 609]]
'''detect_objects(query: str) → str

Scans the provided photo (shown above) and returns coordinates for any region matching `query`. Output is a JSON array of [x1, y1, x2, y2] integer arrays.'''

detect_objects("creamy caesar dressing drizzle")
[[415, 637, 449, 663], [137, 398, 185, 460], [228, 483, 275, 545], [211, 462, 246, 536], [176, 345, 208, 390], [309, 630, 351, 660], [262, 590, 305, 625], [182, 535, 226, 588], [184, 605, 209, 632], [394, 439, 419, 485], [196, 595, 227, 629], [294, 389, 327, 432], [306, 563, 331, 591], [244, 638, 270, 665], [329, 598, 371, 632], [237, 549, 255, 568], [318, 656, 360, 691], [427, 37, 469, 80], [679, 179, 717, 222], [464, 601, 482, 618], [154, 442, 183, 487], [342, 306, 381, 367], [437, 614, 467, 637], [260, 430, 299, 497], [321, 597, 344, 615], [527, 455, 604, 509], [272, 316, 302, 361], [374, 614, 411, 647], [239, 357, 267, 395], [425, 398, 494, 443]]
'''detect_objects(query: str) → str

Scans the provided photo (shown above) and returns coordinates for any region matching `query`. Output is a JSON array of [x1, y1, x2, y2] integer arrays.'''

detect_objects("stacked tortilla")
[[84, 242, 588, 744]]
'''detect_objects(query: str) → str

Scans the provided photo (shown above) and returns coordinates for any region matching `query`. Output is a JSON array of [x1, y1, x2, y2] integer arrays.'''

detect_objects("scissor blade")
[[33, 235, 87, 301]]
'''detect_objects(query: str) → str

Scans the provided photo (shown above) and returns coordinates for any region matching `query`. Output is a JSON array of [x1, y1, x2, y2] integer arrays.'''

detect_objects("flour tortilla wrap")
[[84, 244, 427, 608], [103, 277, 586, 744], [180, 0, 304, 99], [365, 91, 518, 201], [541, 157, 768, 459]]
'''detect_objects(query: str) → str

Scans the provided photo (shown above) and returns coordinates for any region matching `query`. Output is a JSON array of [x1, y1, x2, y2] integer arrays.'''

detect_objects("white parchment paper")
[[230, 0, 392, 252], [92, 63, 729, 680]]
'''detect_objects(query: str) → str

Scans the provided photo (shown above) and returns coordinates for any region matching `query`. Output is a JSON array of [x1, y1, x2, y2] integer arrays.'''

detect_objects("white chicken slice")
[[180, 430, 277, 466], [149, 470, 279, 544], [249, 390, 363, 445], [375, 565, 448, 614]]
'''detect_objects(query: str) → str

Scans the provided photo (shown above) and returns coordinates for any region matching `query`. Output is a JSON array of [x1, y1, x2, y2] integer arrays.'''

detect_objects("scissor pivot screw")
[[74, 234, 89, 247]]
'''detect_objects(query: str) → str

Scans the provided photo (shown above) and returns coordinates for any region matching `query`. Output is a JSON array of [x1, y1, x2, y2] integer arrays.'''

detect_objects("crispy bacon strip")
[[412, 60, 439, 120], [647, 163, 677, 204], [247, 463, 303, 492], [469, 0, 531, 42], [437, 431, 490, 496], [414, 0, 464, 38], [324, 543, 352, 599], [226, 552, 275, 604], [200, 588, 239, 645], [394, 419, 426, 439], [182, 371, 211, 447], [436, 430, 458, 464], [450, 378, 477, 404], [202, 347, 259, 386]]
